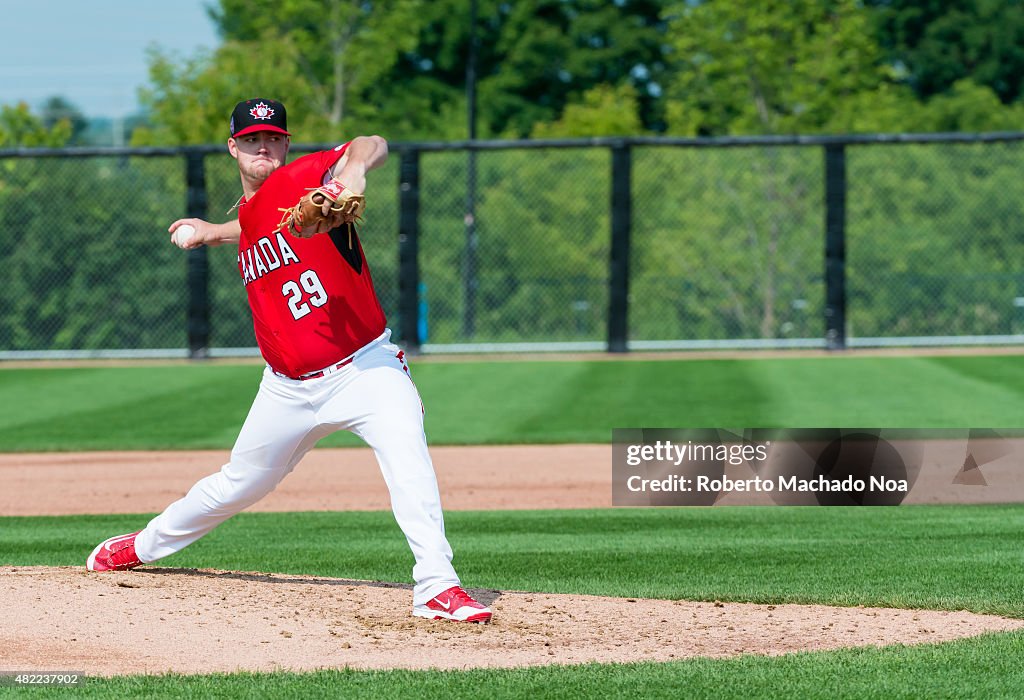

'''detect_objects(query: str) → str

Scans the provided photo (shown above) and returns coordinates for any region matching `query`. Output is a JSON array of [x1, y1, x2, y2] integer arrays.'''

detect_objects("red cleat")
[[86, 531, 142, 572], [413, 585, 492, 623]]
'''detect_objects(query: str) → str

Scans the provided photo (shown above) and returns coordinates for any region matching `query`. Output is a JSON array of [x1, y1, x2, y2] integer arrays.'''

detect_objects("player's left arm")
[[328, 135, 389, 196], [277, 136, 388, 238]]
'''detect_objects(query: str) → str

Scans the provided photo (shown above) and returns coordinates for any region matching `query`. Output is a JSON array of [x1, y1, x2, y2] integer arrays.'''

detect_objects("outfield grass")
[[1, 354, 1024, 450]]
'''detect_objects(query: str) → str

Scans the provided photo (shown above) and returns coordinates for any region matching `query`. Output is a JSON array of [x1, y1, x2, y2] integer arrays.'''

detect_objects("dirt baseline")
[[2, 566, 1021, 677], [1, 442, 1022, 517]]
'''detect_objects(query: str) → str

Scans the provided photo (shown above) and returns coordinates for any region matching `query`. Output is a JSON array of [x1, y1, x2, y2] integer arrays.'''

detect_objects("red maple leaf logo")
[[249, 102, 275, 120]]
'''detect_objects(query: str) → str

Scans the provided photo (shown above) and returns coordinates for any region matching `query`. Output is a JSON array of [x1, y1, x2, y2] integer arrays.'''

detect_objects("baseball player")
[[86, 98, 491, 624]]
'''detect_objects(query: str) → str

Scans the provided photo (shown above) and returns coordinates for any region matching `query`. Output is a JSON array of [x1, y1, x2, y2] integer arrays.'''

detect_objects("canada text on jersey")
[[237, 232, 302, 286]]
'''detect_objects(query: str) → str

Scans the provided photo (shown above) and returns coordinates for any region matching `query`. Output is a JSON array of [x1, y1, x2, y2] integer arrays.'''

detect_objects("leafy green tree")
[[845, 141, 1024, 338], [531, 84, 647, 137], [627, 145, 824, 341], [642, 0, 1024, 343], [868, 0, 1024, 104], [914, 79, 1024, 132], [133, 42, 316, 145], [134, 0, 432, 144], [408, 147, 609, 343], [0, 102, 71, 147], [136, 0, 671, 143], [472, 0, 668, 136], [212, 0, 424, 127], [661, 0, 1024, 137], [39, 96, 88, 144], [662, 0, 897, 136], [649, 2, 866, 337]]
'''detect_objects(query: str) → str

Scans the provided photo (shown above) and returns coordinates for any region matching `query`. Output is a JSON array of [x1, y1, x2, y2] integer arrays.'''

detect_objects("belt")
[[274, 355, 354, 381]]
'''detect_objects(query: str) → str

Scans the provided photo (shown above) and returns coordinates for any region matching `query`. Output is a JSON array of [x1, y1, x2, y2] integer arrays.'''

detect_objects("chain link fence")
[[630, 144, 825, 345], [846, 141, 1024, 343], [1, 134, 1021, 358], [417, 147, 610, 347], [0, 154, 187, 355]]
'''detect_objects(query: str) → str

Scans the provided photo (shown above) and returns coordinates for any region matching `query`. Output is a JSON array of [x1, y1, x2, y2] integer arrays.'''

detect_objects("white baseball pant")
[[133, 330, 460, 605]]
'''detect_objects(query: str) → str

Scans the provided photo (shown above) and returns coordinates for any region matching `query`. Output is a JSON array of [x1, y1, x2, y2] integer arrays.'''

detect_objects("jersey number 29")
[[282, 270, 328, 320]]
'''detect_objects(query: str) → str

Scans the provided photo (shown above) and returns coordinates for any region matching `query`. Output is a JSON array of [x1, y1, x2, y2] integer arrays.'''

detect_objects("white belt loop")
[[321, 361, 345, 377]]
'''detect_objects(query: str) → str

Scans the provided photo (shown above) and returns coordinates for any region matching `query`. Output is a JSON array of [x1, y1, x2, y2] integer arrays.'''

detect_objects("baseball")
[[175, 224, 196, 246]]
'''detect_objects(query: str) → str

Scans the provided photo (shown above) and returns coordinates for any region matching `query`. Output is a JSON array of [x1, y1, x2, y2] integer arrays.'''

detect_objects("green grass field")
[[2, 354, 1024, 450], [1, 353, 1023, 698]]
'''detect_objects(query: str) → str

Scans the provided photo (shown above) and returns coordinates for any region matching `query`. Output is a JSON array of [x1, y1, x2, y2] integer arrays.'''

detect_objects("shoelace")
[[444, 587, 482, 609], [107, 540, 140, 568]]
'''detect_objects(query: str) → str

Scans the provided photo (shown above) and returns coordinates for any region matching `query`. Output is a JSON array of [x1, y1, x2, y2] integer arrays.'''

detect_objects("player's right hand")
[[168, 218, 208, 250]]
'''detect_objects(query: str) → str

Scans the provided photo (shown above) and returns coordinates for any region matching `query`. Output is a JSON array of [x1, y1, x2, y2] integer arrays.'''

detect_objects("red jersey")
[[236, 145, 387, 378]]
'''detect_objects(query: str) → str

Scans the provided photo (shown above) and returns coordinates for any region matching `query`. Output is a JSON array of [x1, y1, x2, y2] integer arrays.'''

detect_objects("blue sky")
[[1, 2, 220, 118]]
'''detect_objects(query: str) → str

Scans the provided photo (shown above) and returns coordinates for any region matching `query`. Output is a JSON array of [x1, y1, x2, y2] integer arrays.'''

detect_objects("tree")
[[0, 152, 188, 350], [384, 0, 670, 137], [644, 0, 1024, 343], [915, 79, 1024, 132], [134, 0, 431, 144], [212, 0, 424, 126], [40, 96, 88, 144], [843, 141, 1024, 338], [0, 102, 72, 147], [662, 0, 898, 136], [531, 83, 646, 137], [868, 0, 1024, 104], [651, 1, 880, 338], [136, 0, 672, 144], [133, 43, 317, 145]]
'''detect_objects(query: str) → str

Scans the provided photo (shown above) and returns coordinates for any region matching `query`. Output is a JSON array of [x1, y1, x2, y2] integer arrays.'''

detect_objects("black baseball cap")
[[230, 98, 290, 138]]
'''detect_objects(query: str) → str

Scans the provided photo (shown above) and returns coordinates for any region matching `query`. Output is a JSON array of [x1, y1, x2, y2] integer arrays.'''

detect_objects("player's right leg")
[[87, 368, 326, 570]]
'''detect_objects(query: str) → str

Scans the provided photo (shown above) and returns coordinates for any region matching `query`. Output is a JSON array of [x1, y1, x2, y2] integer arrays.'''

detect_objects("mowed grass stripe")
[[0, 365, 259, 450], [424, 354, 1024, 439], [4, 506, 1022, 616], [740, 355, 1024, 430], [13, 632, 1022, 700], [1, 354, 1024, 450]]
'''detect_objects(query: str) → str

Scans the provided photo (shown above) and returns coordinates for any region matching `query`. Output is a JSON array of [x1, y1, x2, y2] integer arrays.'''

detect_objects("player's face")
[[229, 131, 290, 185]]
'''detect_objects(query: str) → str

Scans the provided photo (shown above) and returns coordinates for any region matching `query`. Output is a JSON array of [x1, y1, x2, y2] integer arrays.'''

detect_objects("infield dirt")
[[2, 442, 1022, 515], [2, 566, 1022, 677]]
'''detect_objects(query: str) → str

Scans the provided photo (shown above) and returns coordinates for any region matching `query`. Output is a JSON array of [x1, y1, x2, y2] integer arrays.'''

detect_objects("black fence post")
[[824, 144, 847, 350], [462, 148, 478, 339], [185, 149, 209, 359], [608, 143, 632, 353], [398, 148, 422, 352]]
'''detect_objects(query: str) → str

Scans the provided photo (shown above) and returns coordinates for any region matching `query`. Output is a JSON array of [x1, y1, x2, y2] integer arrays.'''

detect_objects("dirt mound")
[[1, 566, 1020, 677]]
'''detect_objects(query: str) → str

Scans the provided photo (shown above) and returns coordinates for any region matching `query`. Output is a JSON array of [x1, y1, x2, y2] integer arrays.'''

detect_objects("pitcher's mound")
[[1, 567, 1020, 677]]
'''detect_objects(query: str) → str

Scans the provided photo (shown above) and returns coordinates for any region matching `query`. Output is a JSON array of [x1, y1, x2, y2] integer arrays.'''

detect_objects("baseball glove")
[[277, 179, 365, 239]]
